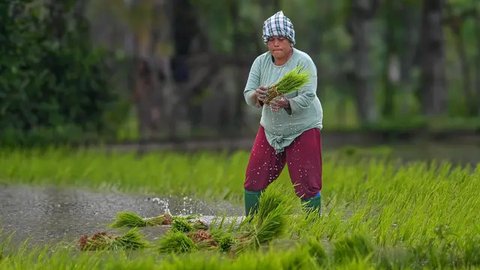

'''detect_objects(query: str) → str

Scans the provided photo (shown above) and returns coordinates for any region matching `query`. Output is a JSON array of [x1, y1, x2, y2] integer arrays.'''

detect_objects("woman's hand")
[[269, 96, 290, 112], [255, 86, 268, 101], [253, 86, 268, 108]]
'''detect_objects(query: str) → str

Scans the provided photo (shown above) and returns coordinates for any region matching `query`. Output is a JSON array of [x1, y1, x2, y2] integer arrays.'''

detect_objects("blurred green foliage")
[[0, 0, 119, 146], [1, 0, 479, 145]]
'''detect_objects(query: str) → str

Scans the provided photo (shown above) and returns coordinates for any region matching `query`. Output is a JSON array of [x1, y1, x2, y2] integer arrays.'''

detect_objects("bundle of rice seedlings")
[[115, 228, 151, 250], [78, 228, 149, 251], [145, 213, 173, 226], [172, 217, 193, 233], [187, 229, 218, 249], [192, 220, 209, 231], [158, 231, 197, 254], [232, 189, 292, 253], [218, 234, 236, 253], [254, 209, 288, 245], [110, 212, 146, 228], [210, 228, 236, 252], [110, 211, 172, 228], [264, 66, 309, 104]]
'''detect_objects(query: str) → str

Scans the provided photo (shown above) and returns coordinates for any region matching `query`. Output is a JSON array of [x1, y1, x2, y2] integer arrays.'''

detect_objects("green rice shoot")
[[110, 211, 146, 228], [158, 231, 197, 254], [265, 66, 309, 103], [233, 188, 292, 253], [110, 211, 172, 228], [0, 148, 479, 268]]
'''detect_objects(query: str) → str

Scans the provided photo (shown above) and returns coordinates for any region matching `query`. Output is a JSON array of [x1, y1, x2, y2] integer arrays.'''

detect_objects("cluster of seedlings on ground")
[[78, 191, 290, 255]]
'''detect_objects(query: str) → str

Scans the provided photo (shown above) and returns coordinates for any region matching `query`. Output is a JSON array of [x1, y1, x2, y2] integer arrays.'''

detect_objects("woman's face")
[[267, 36, 292, 64]]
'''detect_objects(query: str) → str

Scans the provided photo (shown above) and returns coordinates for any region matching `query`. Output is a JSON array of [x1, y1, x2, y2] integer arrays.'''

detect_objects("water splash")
[[148, 197, 171, 215], [181, 196, 194, 215]]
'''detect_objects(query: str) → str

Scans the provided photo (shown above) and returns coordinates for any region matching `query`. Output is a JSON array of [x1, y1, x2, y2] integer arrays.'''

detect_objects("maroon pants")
[[244, 126, 323, 199]]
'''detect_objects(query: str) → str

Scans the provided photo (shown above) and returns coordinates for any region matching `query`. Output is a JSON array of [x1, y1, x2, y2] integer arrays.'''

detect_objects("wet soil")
[[0, 184, 243, 247]]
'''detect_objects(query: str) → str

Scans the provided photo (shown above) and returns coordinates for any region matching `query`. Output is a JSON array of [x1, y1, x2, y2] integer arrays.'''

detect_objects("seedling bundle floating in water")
[[264, 66, 309, 104]]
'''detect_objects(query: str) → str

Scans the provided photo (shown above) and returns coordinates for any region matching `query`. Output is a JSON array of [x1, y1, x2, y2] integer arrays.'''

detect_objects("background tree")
[[445, 0, 480, 117], [418, 0, 447, 116], [347, 0, 380, 125], [0, 0, 115, 146], [2, 0, 479, 146]]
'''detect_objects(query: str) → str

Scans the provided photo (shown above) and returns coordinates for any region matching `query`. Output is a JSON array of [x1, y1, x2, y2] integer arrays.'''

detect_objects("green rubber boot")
[[302, 193, 321, 215], [244, 189, 262, 216]]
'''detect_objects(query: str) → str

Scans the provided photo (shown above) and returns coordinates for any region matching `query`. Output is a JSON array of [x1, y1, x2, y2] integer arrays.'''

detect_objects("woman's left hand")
[[269, 96, 290, 112]]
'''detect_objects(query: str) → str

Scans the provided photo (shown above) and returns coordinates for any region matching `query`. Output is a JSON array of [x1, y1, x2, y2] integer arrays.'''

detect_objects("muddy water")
[[0, 184, 243, 247]]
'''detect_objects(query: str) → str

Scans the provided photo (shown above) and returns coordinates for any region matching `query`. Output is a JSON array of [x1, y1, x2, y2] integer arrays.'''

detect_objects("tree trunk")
[[129, 0, 176, 141], [446, 5, 476, 116], [229, 0, 246, 135], [133, 58, 155, 141], [418, 0, 447, 116], [46, 1, 66, 39], [399, 4, 422, 114], [381, 0, 396, 118], [152, 0, 177, 140], [475, 13, 480, 116], [349, 0, 379, 124]]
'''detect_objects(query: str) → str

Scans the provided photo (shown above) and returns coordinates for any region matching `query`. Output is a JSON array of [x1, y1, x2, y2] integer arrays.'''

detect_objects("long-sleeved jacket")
[[244, 48, 323, 152]]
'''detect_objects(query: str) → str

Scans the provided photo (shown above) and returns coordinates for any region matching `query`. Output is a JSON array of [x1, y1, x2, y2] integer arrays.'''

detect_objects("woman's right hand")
[[254, 86, 268, 103]]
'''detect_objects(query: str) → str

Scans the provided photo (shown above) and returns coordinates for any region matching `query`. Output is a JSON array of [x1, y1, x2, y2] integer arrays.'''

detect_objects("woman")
[[243, 11, 324, 216]]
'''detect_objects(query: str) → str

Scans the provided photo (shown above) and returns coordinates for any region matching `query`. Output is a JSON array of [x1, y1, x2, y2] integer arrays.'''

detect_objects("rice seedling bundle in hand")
[[264, 66, 309, 104]]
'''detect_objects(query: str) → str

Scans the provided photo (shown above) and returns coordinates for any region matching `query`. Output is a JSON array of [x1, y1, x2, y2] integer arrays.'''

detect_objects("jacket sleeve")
[[244, 57, 262, 107]]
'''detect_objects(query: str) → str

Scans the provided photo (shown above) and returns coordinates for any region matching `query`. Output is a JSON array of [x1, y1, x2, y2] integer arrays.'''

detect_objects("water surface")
[[0, 184, 242, 247]]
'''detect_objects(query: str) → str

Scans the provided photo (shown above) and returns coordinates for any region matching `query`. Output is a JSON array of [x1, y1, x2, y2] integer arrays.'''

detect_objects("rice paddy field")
[[0, 147, 479, 269]]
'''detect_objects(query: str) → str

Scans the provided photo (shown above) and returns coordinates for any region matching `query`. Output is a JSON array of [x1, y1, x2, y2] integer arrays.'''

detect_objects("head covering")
[[262, 11, 296, 45]]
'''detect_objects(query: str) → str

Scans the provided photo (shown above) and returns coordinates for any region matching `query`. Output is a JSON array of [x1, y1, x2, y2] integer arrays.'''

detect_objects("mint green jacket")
[[244, 48, 323, 152]]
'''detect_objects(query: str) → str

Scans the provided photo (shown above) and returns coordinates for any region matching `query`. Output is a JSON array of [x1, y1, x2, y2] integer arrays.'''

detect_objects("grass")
[[0, 148, 247, 203], [0, 147, 479, 269]]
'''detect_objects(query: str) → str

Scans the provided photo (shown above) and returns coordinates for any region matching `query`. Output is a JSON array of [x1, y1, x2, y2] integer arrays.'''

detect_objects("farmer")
[[243, 11, 323, 216]]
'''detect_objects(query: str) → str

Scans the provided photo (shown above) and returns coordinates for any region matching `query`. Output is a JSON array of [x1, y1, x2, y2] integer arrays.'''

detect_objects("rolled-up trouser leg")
[[285, 128, 322, 200], [244, 126, 286, 192]]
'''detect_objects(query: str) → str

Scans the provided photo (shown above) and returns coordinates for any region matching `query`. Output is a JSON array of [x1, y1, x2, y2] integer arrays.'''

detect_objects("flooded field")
[[0, 145, 478, 269], [0, 184, 242, 246], [0, 140, 480, 251]]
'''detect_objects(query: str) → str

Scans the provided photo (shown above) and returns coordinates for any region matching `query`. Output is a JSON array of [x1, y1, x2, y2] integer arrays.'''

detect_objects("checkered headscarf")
[[262, 11, 295, 45]]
